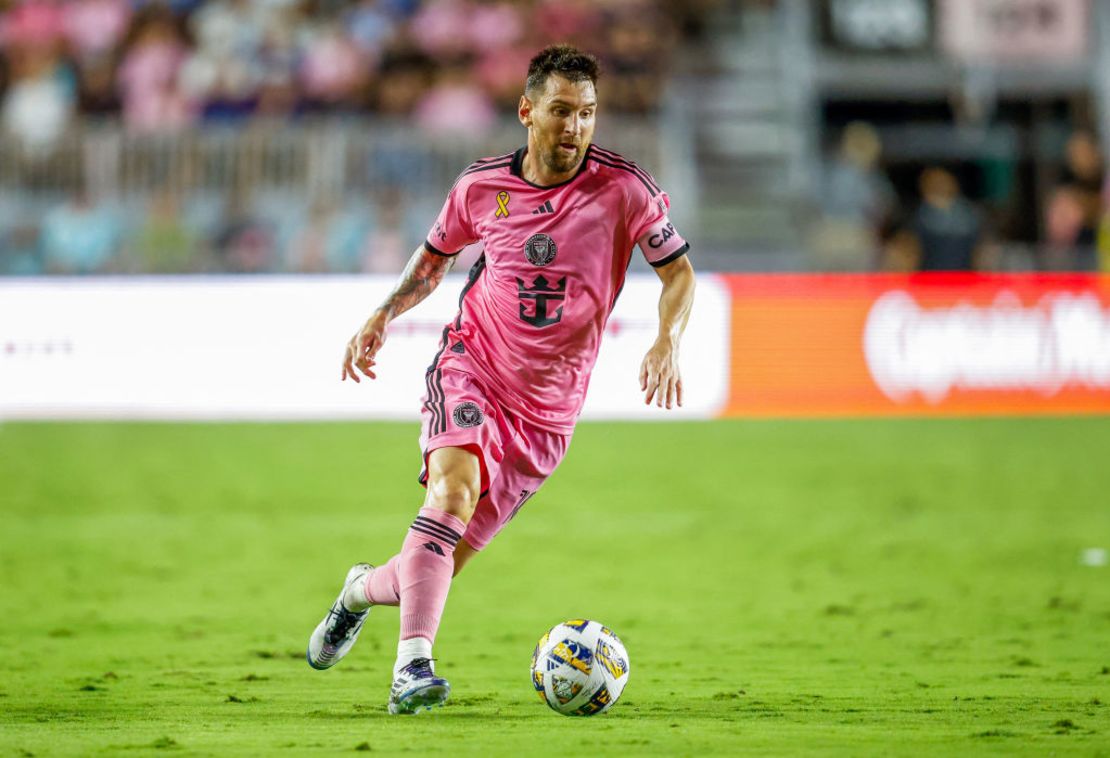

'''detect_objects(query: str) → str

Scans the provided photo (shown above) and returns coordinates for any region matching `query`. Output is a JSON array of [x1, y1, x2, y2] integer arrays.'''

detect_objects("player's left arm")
[[639, 255, 695, 409]]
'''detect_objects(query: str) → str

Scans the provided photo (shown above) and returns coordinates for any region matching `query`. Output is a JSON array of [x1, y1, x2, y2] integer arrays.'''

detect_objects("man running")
[[307, 44, 695, 714]]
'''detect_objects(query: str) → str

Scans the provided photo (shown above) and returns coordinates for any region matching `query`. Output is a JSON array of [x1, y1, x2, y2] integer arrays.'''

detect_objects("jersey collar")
[[510, 145, 593, 190]]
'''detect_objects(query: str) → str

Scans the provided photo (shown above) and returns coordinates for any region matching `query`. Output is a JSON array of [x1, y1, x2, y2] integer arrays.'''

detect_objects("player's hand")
[[342, 311, 389, 382], [639, 338, 683, 409]]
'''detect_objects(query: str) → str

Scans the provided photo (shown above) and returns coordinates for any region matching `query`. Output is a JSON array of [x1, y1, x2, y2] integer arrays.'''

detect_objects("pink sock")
[[364, 555, 400, 606], [397, 507, 466, 644]]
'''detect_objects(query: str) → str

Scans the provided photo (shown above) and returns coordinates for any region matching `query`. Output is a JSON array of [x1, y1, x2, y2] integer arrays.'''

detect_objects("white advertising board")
[[0, 275, 729, 421]]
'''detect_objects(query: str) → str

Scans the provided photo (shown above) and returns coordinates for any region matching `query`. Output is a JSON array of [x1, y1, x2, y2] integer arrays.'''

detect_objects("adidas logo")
[[531, 200, 555, 215], [422, 542, 445, 556]]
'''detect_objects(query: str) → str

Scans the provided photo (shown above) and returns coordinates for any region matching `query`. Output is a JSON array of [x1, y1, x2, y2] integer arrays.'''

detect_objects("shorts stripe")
[[434, 369, 446, 434], [424, 370, 441, 434]]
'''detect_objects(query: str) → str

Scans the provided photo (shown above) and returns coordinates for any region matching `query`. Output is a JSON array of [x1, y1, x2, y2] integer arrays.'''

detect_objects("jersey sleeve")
[[425, 180, 478, 256], [632, 189, 690, 268]]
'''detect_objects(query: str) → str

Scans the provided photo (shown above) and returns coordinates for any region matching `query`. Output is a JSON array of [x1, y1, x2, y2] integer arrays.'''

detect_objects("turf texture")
[[1, 418, 1108, 756]]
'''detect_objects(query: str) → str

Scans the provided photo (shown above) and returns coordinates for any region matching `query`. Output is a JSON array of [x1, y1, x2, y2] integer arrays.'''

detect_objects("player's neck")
[[521, 146, 582, 187]]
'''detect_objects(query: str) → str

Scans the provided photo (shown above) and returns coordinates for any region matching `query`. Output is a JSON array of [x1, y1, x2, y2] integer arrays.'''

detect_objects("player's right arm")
[[342, 244, 455, 382]]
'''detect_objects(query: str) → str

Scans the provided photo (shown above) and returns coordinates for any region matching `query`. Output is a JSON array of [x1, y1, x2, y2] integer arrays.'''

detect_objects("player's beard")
[[543, 142, 584, 175]]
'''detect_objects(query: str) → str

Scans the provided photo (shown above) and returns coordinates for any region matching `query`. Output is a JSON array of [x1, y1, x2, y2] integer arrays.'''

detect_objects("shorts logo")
[[524, 233, 557, 266], [452, 402, 484, 428]]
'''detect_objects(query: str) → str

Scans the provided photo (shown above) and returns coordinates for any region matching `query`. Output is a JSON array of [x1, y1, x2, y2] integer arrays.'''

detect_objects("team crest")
[[452, 402, 484, 428], [524, 233, 557, 266]]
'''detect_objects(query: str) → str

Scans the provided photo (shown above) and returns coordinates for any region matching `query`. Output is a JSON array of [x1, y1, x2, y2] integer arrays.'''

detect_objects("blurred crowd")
[[810, 123, 1109, 273], [0, 0, 698, 147], [0, 0, 712, 275]]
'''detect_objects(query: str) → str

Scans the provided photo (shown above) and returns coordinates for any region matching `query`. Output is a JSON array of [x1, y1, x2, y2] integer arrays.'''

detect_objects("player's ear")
[[519, 95, 533, 128]]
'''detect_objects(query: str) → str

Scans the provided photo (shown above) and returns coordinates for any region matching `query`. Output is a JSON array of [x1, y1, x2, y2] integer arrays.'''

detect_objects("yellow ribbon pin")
[[495, 191, 510, 218]]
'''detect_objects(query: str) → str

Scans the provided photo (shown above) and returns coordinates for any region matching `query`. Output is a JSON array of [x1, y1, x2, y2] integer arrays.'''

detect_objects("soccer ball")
[[530, 619, 630, 716]]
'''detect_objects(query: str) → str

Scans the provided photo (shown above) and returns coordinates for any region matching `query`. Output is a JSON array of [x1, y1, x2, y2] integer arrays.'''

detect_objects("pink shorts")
[[418, 364, 571, 551]]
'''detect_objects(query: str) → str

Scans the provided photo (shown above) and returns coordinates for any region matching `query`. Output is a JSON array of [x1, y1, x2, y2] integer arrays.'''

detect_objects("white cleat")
[[306, 563, 372, 670], [388, 658, 451, 715]]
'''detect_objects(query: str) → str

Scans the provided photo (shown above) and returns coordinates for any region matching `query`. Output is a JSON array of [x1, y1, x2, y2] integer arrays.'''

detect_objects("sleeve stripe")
[[590, 145, 661, 193], [649, 242, 690, 268], [586, 156, 657, 197], [424, 240, 461, 257]]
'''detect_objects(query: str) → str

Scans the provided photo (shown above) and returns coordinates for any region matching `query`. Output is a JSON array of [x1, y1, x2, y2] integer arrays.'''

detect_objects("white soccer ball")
[[530, 619, 630, 716]]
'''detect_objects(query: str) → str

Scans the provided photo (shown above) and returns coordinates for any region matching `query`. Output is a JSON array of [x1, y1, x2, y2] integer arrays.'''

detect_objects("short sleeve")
[[425, 182, 478, 256], [633, 190, 690, 268]]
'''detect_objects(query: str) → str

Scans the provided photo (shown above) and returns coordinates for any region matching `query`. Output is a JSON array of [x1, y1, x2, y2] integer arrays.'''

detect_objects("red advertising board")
[[724, 273, 1110, 418]]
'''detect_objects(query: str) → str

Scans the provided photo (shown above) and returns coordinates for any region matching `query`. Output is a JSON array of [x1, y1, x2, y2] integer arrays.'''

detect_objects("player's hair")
[[525, 45, 600, 96]]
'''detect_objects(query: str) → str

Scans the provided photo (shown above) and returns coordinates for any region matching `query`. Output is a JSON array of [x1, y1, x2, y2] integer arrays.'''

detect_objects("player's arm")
[[639, 255, 695, 408], [342, 244, 456, 382]]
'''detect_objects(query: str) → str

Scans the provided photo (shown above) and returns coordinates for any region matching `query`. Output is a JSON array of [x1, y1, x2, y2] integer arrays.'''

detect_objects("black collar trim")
[[510, 145, 593, 189]]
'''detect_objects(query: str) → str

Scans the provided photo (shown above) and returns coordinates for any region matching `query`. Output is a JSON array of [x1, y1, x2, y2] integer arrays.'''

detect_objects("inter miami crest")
[[452, 402, 484, 428], [524, 233, 557, 266]]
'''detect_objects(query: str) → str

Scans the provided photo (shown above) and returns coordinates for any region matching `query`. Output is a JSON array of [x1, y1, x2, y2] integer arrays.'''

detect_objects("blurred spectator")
[[180, 0, 266, 119], [116, 9, 193, 132], [809, 122, 896, 271], [602, 4, 669, 114], [211, 185, 276, 272], [360, 188, 412, 273], [297, 18, 369, 111], [1045, 130, 1105, 271], [63, 0, 133, 63], [132, 190, 198, 272], [414, 60, 495, 138], [896, 167, 989, 272], [40, 187, 122, 274], [1, 47, 75, 153]]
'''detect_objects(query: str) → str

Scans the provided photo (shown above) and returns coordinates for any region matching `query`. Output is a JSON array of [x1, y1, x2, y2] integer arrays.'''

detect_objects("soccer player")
[[306, 45, 695, 714]]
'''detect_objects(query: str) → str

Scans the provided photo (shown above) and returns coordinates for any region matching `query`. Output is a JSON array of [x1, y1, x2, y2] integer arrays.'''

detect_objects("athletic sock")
[[394, 636, 434, 677], [362, 556, 401, 607], [341, 572, 372, 612], [397, 506, 465, 654]]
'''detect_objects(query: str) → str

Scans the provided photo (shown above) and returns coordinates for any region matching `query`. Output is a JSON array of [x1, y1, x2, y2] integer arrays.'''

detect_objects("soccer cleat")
[[387, 658, 451, 715], [306, 563, 372, 670]]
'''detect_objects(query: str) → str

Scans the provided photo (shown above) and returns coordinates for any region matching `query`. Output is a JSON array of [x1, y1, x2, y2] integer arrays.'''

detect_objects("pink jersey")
[[423, 144, 689, 434]]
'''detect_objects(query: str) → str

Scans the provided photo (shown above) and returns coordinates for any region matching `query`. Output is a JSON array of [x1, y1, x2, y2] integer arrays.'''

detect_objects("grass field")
[[1, 418, 1109, 756]]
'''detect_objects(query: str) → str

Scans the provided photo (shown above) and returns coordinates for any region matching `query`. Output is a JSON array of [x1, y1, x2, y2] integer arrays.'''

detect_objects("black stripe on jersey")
[[422, 253, 488, 427], [414, 515, 463, 543], [586, 155, 658, 197], [590, 146, 661, 193], [424, 240, 460, 257], [461, 161, 512, 178], [467, 151, 515, 169], [449, 155, 513, 191], [648, 242, 690, 268]]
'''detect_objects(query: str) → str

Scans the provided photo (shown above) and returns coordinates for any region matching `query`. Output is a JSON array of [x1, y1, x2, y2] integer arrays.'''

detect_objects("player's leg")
[[452, 536, 479, 577], [305, 449, 479, 677], [386, 445, 478, 714]]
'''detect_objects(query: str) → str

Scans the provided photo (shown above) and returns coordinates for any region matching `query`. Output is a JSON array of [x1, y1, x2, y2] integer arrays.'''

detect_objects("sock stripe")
[[410, 520, 460, 545], [409, 522, 460, 547], [414, 515, 462, 542]]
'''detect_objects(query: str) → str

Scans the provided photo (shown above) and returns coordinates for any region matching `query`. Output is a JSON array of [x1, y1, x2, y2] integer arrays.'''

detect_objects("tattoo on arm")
[[378, 246, 455, 320]]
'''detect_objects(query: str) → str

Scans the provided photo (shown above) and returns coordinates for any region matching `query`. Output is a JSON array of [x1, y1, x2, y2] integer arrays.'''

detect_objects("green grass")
[[1, 418, 1109, 756]]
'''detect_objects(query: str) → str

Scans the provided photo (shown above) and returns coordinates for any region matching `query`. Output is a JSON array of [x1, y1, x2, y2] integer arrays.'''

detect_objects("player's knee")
[[426, 477, 479, 523]]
